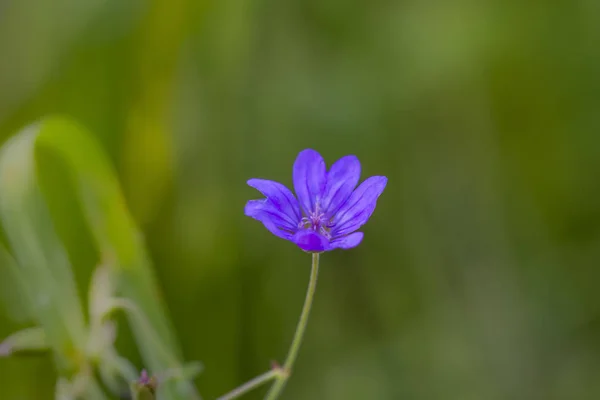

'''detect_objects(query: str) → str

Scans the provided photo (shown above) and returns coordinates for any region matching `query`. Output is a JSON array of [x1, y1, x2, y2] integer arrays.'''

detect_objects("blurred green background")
[[1, 0, 600, 399]]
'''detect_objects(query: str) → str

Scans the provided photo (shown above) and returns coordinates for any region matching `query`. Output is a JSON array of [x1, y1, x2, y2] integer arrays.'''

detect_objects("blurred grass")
[[1, 0, 600, 399]]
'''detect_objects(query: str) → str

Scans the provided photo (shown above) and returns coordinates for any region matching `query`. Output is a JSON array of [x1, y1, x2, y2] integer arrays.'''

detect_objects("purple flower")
[[245, 149, 387, 252]]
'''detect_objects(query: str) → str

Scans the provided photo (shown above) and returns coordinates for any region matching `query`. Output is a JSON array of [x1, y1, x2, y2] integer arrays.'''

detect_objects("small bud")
[[130, 370, 158, 400], [0, 342, 10, 357]]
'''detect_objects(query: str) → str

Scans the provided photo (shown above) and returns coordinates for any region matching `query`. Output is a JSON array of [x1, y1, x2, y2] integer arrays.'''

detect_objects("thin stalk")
[[264, 253, 320, 400], [216, 370, 279, 400]]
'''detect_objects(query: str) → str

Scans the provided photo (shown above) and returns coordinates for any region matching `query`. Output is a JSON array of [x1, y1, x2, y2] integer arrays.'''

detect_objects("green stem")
[[264, 253, 321, 400], [216, 370, 279, 400]]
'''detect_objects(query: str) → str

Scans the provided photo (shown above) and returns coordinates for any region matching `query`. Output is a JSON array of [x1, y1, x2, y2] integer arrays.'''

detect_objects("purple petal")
[[332, 176, 387, 236], [245, 200, 295, 240], [247, 179, 301, 224], [293, 149, 326, 215], [292, 230, 329, 252], [329, 232, 364, 249], [245, 200, 297, 230], [321, 155, 361, 217], [262, 219, 294, 240]]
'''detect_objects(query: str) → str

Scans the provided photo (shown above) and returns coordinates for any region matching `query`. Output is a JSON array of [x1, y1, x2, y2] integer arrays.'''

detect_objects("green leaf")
[[0, 327, 48, 356], [55, 372, 110, 400], [0, 244, 35, 323], [0, 124, 88, 372], [0, 117, 200, 399]]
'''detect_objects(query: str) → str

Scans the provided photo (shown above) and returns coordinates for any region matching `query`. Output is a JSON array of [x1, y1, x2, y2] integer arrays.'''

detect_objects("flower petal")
[[245, 200, 296, 231], [329, 232, 364, 249], [261, 219, 294, 240], [332, 176, 387, 236], [247, 179, 301, 224], [245, 200, 295, 240], [321, 155, 361, 217], [292, 230, 329, 252], [293, 149, 326, 215]]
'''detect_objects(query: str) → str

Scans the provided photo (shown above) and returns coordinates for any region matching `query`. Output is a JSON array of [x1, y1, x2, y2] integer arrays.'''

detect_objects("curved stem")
[[264, 253, 320, 400], [216, 370, 279, 400]]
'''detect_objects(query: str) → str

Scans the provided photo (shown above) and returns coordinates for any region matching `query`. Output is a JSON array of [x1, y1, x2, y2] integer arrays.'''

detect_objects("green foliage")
[[0, 118, 200, 399]]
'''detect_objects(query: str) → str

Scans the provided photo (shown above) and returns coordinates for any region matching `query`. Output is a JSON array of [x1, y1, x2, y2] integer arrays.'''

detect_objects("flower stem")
[[216, 370, 279, 400], [264, 252, 321, 400]]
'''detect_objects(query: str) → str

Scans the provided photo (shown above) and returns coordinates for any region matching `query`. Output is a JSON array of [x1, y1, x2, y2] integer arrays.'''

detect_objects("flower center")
[[298, 202, 332, 239]]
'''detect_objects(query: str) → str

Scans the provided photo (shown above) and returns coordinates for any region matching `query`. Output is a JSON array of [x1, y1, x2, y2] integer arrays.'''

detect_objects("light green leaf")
[[0, 327, 48, 356], [0, 244, 35, 323], [0, 124, 87, 371], [55, 371, 109, 400]]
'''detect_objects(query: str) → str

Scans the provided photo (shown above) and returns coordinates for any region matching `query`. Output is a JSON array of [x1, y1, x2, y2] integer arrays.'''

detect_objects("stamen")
[[298, 217, 312, 229], [298, 203, 332, 237]]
